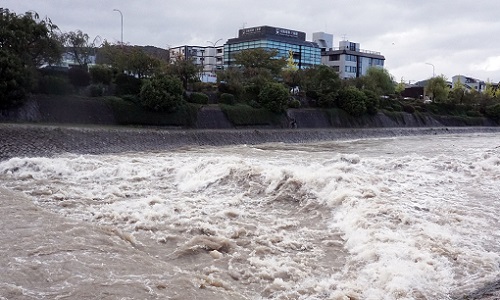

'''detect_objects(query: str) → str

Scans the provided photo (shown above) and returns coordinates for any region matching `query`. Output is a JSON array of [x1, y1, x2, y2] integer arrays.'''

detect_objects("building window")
[[345, 55, 357, 62], [329, 54, 339, 61], [345, 66, 357, 73], [332, 66, 339, 72]]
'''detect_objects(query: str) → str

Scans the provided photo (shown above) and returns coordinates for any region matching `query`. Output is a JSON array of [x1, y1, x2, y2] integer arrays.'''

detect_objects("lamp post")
[[207, 39, 222, 73], [113, 9, 123, 45], [207, 38, 222, 47], [425, 62, 435, 78]]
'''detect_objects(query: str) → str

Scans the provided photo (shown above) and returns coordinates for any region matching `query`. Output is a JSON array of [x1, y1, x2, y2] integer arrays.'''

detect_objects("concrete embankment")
[[1, 123, 500, 161]]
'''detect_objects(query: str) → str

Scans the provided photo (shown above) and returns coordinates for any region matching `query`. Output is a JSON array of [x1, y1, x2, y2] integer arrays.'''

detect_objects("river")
[[1, 132, 499, 299]]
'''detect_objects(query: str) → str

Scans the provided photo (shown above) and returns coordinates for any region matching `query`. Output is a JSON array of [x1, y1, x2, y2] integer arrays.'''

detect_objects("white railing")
[[329, 47, 381, 55]]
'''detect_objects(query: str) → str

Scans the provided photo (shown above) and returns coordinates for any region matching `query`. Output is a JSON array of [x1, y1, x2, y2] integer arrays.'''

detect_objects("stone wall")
[[1, 95, 498, 128]]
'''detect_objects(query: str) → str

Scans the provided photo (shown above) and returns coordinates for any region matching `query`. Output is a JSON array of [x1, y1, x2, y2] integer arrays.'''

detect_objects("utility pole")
[[113, 9, 123, 45]]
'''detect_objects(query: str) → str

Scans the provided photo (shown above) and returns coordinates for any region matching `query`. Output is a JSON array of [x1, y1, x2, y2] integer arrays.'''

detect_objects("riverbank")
[[1, 123, 500, 161], [1, 95, 498, 129]]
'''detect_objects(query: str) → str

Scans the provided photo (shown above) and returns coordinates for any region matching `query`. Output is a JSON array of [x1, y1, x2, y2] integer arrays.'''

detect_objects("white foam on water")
[[1, 133, 499, 299]]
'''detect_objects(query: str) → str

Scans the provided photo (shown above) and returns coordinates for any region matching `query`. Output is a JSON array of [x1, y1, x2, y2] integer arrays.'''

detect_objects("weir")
[[1, 123, 500, 161]]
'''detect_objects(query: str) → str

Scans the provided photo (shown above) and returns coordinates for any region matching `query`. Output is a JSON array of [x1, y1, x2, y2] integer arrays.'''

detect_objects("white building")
[[169, 45, 224, 82], [315, 36, 385, 79], [452, 75, 486, 93], [312, 32, 333, 52]]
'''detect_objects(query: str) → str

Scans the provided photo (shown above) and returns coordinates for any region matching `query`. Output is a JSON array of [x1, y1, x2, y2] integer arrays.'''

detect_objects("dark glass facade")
[[223, 26, 321, 69]]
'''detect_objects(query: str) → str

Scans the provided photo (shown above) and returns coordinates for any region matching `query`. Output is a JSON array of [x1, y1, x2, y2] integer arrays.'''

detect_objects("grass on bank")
[[103, 96, 199, 127], [219, 103, 286, 126]]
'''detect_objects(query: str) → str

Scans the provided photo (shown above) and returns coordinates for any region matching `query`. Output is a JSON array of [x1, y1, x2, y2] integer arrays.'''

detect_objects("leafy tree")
[[258, 82, 289, 113], [168, 54, 201, 89], [233, 48, 286, 77], [99, 42, 165, 79], [449, 79, 466, 104], [484, 81, 498, 99], [217, 67, 245, 96], [0, 9, 63, 67], [0, 8, 63, 107], [302, 65, 341, 102], [336, 86, 367, 116], [426, 75, 449, 103], [395, 78, 405, 96], [363, 67, 395, 96], [363, 89, 380, 115], [0, 49, 30, 108], [140, 75, 184, 112], [61, 30, 96, 67]]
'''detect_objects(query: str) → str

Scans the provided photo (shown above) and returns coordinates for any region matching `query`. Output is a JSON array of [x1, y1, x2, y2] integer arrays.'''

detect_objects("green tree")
[[302, 65, 341, 103], [0, 49, 30, 108], [216, 67, 245, 96], [363, 67, 395, 96], [168, 54, 200, 89], [233, 48, 286, 77], [99, 42, 165, 79], [395, 78, 405, 96], [139, 75, 184, 112], [449, 79, 466, 104], [484, 81, 497, 99], [426, 75, 449, 102], [336, 86, 367, 116], [363, 89, 380, 115], [0, 9, 63, 107], [61, 30, 95, 67], [258, 82, 289, 113]]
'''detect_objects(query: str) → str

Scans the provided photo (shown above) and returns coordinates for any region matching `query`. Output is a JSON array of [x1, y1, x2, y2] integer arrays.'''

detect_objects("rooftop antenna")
[[342, 34, 347, 41]]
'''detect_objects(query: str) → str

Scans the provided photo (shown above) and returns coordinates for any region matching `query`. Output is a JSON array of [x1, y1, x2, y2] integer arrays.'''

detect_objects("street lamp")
[[425, 62, 435, 78], [207, 38, 222, 47], [207, 39, 223, 73], [113, 9, 123, 45]]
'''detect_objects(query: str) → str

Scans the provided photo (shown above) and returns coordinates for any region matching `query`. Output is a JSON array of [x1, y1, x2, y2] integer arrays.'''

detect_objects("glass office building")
[[223, 26, 321, 69]]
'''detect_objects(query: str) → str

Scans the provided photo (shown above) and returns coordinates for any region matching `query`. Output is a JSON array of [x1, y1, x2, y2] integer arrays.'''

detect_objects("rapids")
[[1, 132, 499, 299]]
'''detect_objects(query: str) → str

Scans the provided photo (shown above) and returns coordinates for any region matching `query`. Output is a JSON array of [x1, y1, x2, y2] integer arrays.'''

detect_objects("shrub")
[[139, 75, 184, 112], [317, 92, 337, 108], [288, 98, 301, 108], [258, 82, 289, 113], [115, 73, 142, 96], [188, 92, 209, 104], [391, 102, 403, 112], [192, 82, 215, 92], [219, 93, 235, 105], [88, 84, 105, 97], [37, 75, 72, 95], [305, 90, 320, 100], [336, 86, 367, 116], [220, 103, 284, 126], [121, 94, 140, 104], [484, 103, 500, 120], [104, 97, 198, 127], [363, 90, 380, 115], [402, 104, 415, 114], [89, 65, 113, 85], [68, 67, 90, 88], [466, 110, 483, 117], [248, 100, 261, 109]]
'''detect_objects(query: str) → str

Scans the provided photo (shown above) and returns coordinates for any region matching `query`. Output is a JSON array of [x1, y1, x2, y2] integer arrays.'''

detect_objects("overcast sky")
[[4, 0, 500, 83]]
